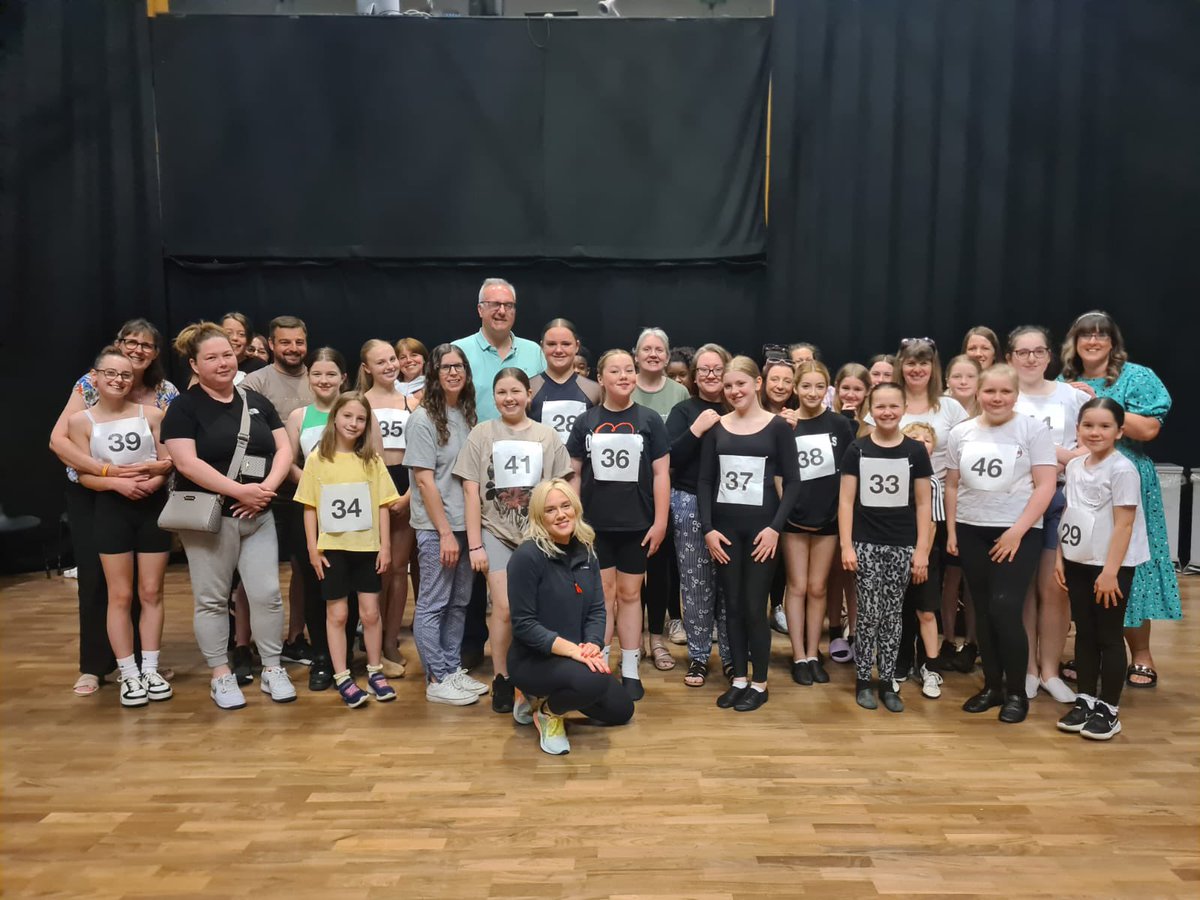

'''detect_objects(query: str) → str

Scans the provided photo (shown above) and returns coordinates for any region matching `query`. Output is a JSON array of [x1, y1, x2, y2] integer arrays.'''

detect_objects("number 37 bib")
[[319, 482, 373, 533]]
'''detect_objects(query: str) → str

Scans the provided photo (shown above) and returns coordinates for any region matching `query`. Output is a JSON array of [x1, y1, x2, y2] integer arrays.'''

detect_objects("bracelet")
[[101, 464, 110, 477], [469, 546, 483, 552]]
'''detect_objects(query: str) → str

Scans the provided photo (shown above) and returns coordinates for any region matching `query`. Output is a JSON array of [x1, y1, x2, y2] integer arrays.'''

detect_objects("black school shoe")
[[998, 693, 1029, 724], [231, 645, 254, 685], [1057, 697, 1093, 732], [308, 654, 334, 691], [879, 682, 904, 713], [962, 686, 1005, 713], [734, 687, 768, 712], [717, 684, 748, 709], [1081, 705, 1122, 741], [809, 657, 830, 684], [791, 660, 813, 686], [622, 676, 645, 702]]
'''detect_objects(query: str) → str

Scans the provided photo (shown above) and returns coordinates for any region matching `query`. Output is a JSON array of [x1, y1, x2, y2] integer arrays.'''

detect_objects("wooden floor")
[[1, 567, 1196, 899]]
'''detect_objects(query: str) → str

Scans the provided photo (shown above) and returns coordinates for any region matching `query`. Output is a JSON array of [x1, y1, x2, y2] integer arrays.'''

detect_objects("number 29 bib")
[[590, 432, 642, 483], [959, 441, 1017, 492], [319, 482, 372, 533], [1058, 507, 1097, 563], [859, 456, 909, 508], [492, 440, 543, 489]]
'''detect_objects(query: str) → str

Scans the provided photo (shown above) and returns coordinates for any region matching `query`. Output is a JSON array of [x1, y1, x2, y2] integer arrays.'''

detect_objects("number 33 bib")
[[859, 457, 909, 508], [959, 441, 1017, 492], [319, 482, 372, 533]]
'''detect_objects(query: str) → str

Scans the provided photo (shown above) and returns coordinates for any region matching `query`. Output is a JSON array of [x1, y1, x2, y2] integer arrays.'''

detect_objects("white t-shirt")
[[865, 397, 969, 479], [1061, 453, 1150, 568], [1015, 381, 1090, 450], [945, 414, 1056, 527]]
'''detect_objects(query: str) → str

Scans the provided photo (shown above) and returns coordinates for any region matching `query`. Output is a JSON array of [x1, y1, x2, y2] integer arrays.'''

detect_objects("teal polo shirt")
[[452, 329, 546, 422]]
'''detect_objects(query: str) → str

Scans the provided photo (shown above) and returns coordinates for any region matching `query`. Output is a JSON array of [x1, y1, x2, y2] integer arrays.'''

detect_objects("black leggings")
[[642, 521, 680, 634], [957, 524, 1041, 693], [508, 655, 634, 723], [1064, 560, 1133, 706], [715, 524, 778, 683]]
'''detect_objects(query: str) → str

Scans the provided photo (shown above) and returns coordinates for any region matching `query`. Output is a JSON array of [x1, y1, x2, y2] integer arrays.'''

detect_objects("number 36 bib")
[[718, 455, 766, 506], [492, 440, 543, 489], [319, 482, 372, 533], [959, 441, 1017, 492], [590, 432, 642, 483], [859, 456, 909, 508]]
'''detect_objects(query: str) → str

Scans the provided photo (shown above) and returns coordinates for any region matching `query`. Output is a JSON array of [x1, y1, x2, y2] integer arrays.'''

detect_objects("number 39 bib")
[[590, 432, 642, 483], [374, 408, 410, 451], [492, 440, 543, 489], [319, 482, 372, 533], [859, 456, 909, 508], [1058, 506, 1097, 563], [795, 433, 835, 481], [960, 441, 1018, 492], [542, 400, 587, 445], [718, 455, 766, 506]]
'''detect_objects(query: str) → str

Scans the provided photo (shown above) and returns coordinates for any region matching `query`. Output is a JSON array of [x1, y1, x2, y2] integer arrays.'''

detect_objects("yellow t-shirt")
[[294, 451, 400, 552]]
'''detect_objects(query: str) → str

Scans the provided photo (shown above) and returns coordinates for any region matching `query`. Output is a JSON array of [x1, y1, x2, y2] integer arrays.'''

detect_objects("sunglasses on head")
[[899, 336, 937, 351]]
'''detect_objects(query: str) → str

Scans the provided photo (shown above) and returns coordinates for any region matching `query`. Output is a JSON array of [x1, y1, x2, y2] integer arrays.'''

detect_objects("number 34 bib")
[[960, 441, 1018, 492], [319, 482, 373, 533]]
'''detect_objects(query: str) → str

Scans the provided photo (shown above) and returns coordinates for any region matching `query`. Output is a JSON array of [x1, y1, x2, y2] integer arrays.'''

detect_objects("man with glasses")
[[452, 278, 545, 423]]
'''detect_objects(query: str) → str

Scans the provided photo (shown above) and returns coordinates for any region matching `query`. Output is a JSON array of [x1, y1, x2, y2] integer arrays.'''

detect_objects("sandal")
[[829, 638, 852, 664], [684, 660, 708, 687], [650, 642, 675, 671], [73, 673, 100, 696], [1060, 659, 1078, 683], [1126, 663, 1158, 688]]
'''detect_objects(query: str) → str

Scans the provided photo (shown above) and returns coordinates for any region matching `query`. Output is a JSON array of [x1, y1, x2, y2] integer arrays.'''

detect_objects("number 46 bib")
[[960, 441, 1017, 492], [319, 482, 372, 533]]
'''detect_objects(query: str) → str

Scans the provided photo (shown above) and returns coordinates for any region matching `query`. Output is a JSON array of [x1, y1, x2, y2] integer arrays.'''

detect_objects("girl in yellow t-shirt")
[[295, 393, 401, 708]]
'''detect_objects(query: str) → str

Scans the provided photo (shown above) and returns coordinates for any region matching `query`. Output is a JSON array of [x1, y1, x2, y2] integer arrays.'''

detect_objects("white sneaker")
[[513, 690, 534, 726], [119, 676, 149, 708], [920, 665, 943, 699], [426, 680, 478, 706], [210, 673, 246, 710], [1025, 673, 1040, 700], [260, 666, 297, 703], [771, 605, 789, 634], [1040, 676, 1077, 704], [450, 668, 489, 695], [667, 618, 687, 645], [141, 670, 173, 702]]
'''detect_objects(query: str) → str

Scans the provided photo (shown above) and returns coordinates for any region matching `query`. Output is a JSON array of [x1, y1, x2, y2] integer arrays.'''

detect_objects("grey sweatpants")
[[179, 512, 284, 669], [413, 529, 473, 683]]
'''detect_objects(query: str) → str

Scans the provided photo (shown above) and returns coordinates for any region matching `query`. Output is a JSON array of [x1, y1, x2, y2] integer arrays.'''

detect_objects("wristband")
[[101, 464, 110, 477], [469, 546, 483, 552]]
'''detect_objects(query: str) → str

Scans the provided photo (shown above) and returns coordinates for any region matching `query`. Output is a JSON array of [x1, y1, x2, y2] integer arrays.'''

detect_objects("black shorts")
[[94, 490, 171, 555], [593, 529, 648, 575], [387, 463, 409, 494], [320, 549, 382, 602], [272, 494, 300, 560], [784, 519, 838, 536], [907, 523, 944, 613]]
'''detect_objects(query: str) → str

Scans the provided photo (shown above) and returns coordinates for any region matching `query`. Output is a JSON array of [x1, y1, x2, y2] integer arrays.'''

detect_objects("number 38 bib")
[[718, 455, 766, 506], [319, 482, 372, 533], [795, 433, 835, 481], [959, 441, 1017, 492], [1058, 506, 1097, 563], [590, 432, 642, 483], [859, 456, 909, 508], [492, 440, 543, 489]]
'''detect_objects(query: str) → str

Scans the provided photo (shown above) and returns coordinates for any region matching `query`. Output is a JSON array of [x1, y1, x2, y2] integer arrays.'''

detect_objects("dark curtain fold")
[[0, 0, 164, 551], [768, 0, 1200, 462]]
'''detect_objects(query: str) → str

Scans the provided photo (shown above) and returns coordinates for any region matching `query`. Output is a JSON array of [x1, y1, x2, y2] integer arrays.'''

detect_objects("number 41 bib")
[[319, 482, 372, 533], [492, 440, 543, 489]]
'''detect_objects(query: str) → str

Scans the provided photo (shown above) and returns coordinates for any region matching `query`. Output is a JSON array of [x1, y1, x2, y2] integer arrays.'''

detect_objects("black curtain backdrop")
[[0, 0, 164, 562], [152, 16, 769, 260], [768, 0, 1200, 464]]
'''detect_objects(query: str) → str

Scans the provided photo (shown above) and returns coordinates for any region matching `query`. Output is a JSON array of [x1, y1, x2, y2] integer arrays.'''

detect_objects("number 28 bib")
[[319, 482, 372, 533], [590, 432, 642, 483], [859, 456, 909, 508], [492, 440, 543, 489], [959, 441, 1017, 492], [542, 400, 587, 445]]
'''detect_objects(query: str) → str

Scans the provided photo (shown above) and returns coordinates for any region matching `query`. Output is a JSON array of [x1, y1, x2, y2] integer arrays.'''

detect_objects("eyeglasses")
[[439, 362, 466, 373], [479, 301, 516, 313], [1011, 347, 1050, 361], [900, 337, 937, 351], [1078, 332, 1112, 343], [120, 338, 156, 353], [696, 366, 725, 378], [98, 368, 134, 382]]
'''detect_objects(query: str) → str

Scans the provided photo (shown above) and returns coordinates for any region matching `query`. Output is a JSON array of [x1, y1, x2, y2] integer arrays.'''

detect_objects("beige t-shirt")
[[241, 365, 314, 424], [452, 418, 573, 548]]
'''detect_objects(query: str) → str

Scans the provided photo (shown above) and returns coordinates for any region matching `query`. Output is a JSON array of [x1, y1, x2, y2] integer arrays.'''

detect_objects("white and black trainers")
[[260, 666, 297, 703], [920, 664, 943, 699], [1057, 696, 1094, 732], [141, 671, 173, 702], [210, 673, 246, 710], [1081, 704, 1122, 741], [120, 676, 149, 708]]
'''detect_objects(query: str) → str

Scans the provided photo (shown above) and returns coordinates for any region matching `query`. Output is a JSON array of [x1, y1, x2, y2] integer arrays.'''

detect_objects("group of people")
[[49, 278, 1179, 755]]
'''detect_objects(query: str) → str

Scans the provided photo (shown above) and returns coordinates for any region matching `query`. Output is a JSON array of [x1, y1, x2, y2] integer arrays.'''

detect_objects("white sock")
[[1098, 699, 1118, 715], [1078, 693, 1096, 708], [621, 649, 640, 680], [601, 644, 610, 662], [732, 677, 748, 689], [141, 650, 159, 676], [749, 683, 767, 693], [116, 654, 139, 681]]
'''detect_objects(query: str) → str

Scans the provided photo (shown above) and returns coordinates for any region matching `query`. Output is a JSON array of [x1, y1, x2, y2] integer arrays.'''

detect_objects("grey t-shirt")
[[405, 405, 470, 532], [240, 365, 314, 424]]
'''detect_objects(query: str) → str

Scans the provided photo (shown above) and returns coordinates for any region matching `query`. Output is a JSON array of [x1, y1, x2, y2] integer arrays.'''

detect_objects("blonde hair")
[[355, 338, 393, 393], [793, 359, 830, 386], [944, 353, 982, 416], [595, 349, 635, 404], [318, 392, 379, 464], [173, 321, 231, 360], [728, 354, 762, 381], [902, 421, 937, 448], [525, 479, 596, 559], [979, 362, 1019, 391]]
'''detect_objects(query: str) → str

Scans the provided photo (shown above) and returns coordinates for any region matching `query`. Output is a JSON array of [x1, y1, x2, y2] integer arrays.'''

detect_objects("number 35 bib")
[[718, 455, 766, 506], [374, 408, 410, 451], [319, 482, 372, 533], [959, 441, 1018, 492], [492, 440, 543, 489], [590, 432, 642, 483], [859, 456, 909, 508]]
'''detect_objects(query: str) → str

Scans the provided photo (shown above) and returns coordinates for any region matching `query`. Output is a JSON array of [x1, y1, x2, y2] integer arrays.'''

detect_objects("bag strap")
[[224, 387, 253, 482]]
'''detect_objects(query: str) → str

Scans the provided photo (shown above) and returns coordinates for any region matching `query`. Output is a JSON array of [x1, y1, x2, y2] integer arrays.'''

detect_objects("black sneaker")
[[998, 693, 1029, 724], [308, 655, 334, 692], [791, 659, 813, 686], [491, 674, 515, 714], [231, 644, 254, 685], [952, 642, 978, 674], [1057, 697, 1093, 732], [935, 640, 958, 670], [1081, 705, 1122, 741], [281, 636, 314, 666]]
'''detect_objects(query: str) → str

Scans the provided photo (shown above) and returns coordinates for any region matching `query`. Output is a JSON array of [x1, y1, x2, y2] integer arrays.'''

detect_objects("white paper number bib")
[[1016, 399, 1066, 446], [541, 400, 587, 445], [90, 415, 156, 467], [959, 441, 1018, 492], [374, 408, 410, 451], [590, 432, 642, 483], [1058, 506, 1097, 563], [718, 455, 766, 506], [492, 440, 543, 489], [299, 424, 324, 458], [319, 482, 372, 533], [795, 433, 835, 481], [859, 456, 909, 508]]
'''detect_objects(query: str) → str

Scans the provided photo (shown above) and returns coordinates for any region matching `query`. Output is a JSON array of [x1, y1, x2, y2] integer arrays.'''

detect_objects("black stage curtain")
[[152, 16, 769, 261], [0, 0, 165, 560], [768, 0, 1200, 462]]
